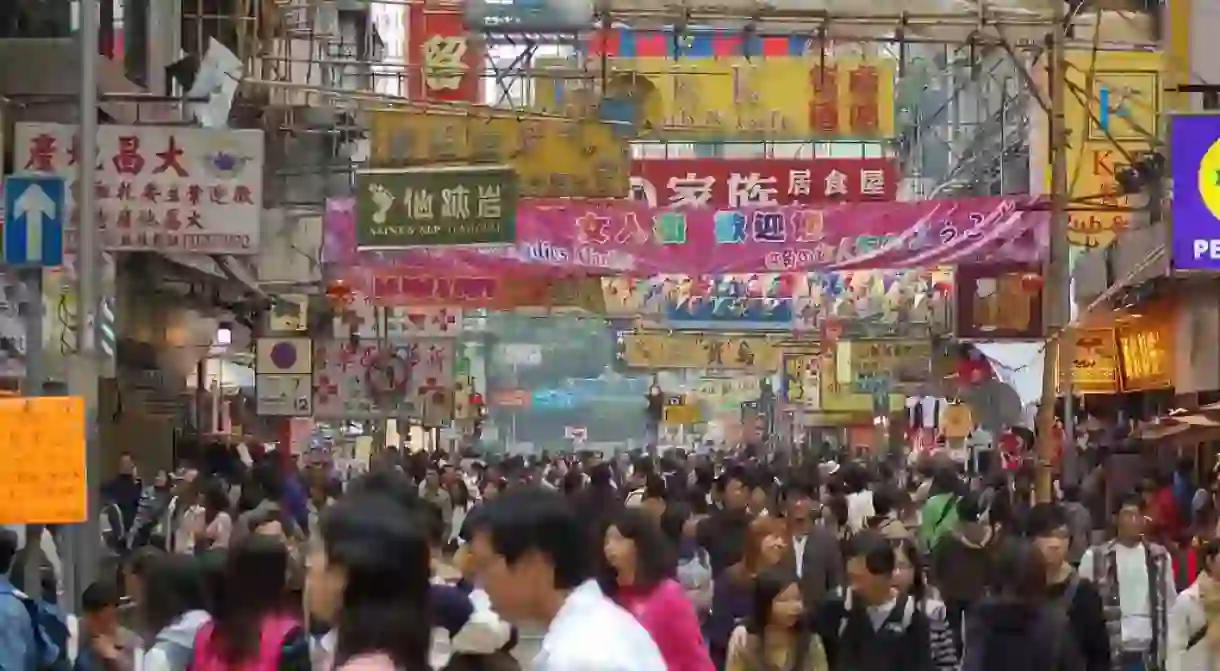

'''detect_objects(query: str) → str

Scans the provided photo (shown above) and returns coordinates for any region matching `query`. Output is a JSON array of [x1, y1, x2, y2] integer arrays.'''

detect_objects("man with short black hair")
[[467, 487, 665, 671], [75, 580, 138, 671], [1080, 493, 1178, 671], [820, 531, 932, 671], [1028, 503, 1111, 671], [696, 466, 752, 575]]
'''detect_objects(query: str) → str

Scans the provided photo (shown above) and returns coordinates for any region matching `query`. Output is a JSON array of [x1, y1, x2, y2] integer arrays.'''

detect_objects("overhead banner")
[[15, 122, 264, 253], [1170, 113, 1220, 270], [407, 4, 483, 104], [367, 109, 628, 198], [954, 264, 1044, 340], [324, 196, 1047, 276], [356, 166, 518, 247], [600, 270, 954, 337], [1045, 50, 1162, 249], [618, 332, 782, 371], [1066, 327, 1121, 394], [356, 274, 605, 311], [630, 158, 900, 207], [571, 46, 896, 140]]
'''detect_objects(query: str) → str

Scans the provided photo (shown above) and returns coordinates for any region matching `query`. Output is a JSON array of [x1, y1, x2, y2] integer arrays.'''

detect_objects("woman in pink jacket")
[[602, 508, 716, 671]]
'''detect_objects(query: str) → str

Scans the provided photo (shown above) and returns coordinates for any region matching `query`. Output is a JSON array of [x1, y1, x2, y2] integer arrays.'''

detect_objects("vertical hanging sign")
[[408, 2, 484, 104]]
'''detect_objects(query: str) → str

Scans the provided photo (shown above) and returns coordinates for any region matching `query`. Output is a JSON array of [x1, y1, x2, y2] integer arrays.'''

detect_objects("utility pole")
[[62, 0, 103, 611], [1035, 1, 1070, 503]]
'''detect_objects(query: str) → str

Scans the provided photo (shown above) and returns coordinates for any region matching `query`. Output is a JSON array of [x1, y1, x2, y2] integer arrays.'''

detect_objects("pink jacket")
[[616, 578, 715, 671]]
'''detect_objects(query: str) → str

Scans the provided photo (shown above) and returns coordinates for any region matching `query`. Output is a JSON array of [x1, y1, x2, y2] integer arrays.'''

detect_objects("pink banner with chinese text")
[[324, 196, 1047, 278]]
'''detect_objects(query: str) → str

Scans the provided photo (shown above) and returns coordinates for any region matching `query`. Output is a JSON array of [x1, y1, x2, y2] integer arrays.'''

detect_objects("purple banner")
[[325, 196, 1047, 276]]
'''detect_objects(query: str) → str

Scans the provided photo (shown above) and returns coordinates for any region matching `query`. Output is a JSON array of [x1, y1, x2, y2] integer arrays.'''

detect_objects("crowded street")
[[2, 0, 1220, 669]]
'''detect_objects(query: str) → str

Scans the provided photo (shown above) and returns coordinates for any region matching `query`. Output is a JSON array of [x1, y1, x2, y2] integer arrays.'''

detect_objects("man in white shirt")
[[1079, 493, 1177, 671], [466, 487, 666, 671]]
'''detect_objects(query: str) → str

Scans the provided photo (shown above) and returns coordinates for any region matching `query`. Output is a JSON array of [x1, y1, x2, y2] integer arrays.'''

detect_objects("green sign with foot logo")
[[356, 165, 518, 248]]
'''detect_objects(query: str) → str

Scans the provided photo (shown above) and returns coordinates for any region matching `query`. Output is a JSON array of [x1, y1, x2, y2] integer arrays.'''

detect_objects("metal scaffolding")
[[173, 1, 1160, 210]]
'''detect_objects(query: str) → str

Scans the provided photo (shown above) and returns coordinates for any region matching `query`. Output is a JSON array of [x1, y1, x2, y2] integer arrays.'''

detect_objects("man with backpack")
[[1028, 503, 1112, 671], [0, 528, 67, 670]]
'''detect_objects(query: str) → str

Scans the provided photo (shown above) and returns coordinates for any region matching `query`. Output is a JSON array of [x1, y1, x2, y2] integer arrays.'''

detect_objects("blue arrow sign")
[[4, 175, 65, 267]]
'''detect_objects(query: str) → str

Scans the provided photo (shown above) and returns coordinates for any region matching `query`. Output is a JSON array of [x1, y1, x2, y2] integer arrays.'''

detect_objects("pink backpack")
[[191, 613, 301, 671]]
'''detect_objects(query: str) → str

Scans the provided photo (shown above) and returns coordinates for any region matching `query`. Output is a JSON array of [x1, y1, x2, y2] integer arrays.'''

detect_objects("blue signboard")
[[664, 296, 793, 330], [3, 175, 65, 267], [1171, 114, 1220, 270]]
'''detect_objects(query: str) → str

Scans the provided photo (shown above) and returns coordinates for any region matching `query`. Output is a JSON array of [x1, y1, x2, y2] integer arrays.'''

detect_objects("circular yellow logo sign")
[[1198, 138, 1220, 220]]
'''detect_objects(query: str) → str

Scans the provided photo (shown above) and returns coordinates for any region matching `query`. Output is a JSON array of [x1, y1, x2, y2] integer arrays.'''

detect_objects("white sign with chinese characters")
[[14, 123, 265, 254], [385, 307, 464, 339], [313, 338, 455, 420], [256, 374, 313, 416]]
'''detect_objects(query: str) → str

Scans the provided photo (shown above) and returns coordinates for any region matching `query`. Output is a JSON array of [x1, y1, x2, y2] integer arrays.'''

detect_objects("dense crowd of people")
[[2, 443, 1220, 671]]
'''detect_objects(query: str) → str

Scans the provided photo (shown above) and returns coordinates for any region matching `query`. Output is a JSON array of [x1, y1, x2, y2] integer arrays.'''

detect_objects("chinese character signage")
[[407, 4, 483, 103], [1117, 311, 1175, 392], [618, 332, 781, 371], [692, 376, 768, 412], [630, 158, 899, 208], [780, 354, 821, 409], [370, 273, 606, 311], [1067, 328, 1121, 394], [560, 50, 896, 140], [663, 297, 792, 330], [1170, 113, 1220, 270], [324, 196, 1048, 276], [368, 109, 627, 198], [1044, 50, 1161, 249], [313, 338, 455, 420], [355, 165, 517, 247], [954, 265, 1044, 340], [836, 340, 933, 394], [14, 123, 264, 254]]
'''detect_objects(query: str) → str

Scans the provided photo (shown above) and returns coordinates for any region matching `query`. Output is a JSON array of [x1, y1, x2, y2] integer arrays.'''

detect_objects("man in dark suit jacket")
[[778, 480, 844, 609]]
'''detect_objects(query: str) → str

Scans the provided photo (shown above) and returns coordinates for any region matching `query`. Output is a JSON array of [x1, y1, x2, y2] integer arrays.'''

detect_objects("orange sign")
[[1117, 311, 1175, 392], [0, 396, 87, 524], [491, 390, 530, 408], [1068, 328, 1121, 394]]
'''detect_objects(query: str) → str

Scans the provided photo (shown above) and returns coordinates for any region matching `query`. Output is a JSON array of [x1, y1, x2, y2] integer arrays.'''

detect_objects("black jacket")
[[697, 509, 752, 576], [962, 599, 1082, 671], [1047, 573, 1112, 671], [819, 590, 933, 671]]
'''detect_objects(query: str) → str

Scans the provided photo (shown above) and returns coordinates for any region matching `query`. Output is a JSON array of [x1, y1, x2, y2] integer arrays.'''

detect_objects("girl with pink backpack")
[[191, 536, 310, 671]]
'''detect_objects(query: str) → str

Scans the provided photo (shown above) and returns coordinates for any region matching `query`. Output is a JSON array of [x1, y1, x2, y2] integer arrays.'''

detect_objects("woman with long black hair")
[[600, 508, 713, 671], [725, 568, 827, 671], [305, 491, 433, 671], [190, 535, 309, 669], [891, 537, 958, 671]]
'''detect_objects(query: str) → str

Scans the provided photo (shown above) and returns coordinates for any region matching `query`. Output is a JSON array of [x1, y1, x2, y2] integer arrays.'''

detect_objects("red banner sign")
[[407, 2, 482, 104], [630, 158, 899, 208]]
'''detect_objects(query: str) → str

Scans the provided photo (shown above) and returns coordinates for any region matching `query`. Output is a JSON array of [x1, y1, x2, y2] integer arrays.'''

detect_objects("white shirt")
[[1080, 543, 1177, 650], [792, 534, 808, 578], [535, 580, 666, 671], [846, 490, 875, 533]]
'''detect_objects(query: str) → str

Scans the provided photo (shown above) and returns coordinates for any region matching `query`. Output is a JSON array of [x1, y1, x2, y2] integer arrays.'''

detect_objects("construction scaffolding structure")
[[170, 0, 1161, 211]]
